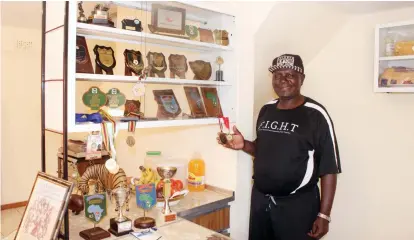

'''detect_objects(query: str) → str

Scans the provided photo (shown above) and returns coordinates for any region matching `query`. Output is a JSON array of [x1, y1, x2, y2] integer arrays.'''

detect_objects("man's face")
[[272, 69, 304, 99]]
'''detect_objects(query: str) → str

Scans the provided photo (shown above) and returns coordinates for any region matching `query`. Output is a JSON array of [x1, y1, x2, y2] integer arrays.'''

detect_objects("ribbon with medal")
[[218, 117, 232, 144]]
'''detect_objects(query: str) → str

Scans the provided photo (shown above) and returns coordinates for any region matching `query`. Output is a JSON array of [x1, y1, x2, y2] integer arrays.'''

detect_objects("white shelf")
[[71, 118, 219, 132], [76, 73, 231, 86], [379, 55, 414, 61], [76, 23, 233, 52]]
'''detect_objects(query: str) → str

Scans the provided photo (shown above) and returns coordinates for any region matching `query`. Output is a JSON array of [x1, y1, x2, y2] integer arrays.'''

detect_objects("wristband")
[[317, 213, 331, 222]]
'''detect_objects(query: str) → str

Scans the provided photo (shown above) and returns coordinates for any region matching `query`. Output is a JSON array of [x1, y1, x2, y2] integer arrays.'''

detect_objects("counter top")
[[69, 185, 234, 239], [5, 185, 234, 240]]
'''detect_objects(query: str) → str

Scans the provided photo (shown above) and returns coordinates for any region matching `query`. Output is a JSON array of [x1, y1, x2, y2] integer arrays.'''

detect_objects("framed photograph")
[[15, 172, 74, 240], [150, 4, 186, 36]]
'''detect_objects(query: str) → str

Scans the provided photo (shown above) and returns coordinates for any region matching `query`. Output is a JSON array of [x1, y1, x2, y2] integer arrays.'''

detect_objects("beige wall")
[[254, 3, 414, 240], [1, 2, 42, 205], [1, 25, 42, 204]]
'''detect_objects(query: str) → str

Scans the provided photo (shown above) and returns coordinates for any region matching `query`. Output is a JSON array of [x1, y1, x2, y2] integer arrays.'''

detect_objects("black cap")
[[268, 54, 304, 74]]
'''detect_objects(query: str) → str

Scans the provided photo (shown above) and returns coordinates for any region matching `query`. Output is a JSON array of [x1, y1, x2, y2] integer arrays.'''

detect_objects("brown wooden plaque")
[[76, 36, 94, 74], [153, 89, 182, 119], [124, 49, 144, 76], [93, 45, 116, 75], [201, 87, 223, 117], [199, 28, 214, 43], [184, 86, 207, 118], [169, 54, 188, 79], [189, 60, 212, 80]]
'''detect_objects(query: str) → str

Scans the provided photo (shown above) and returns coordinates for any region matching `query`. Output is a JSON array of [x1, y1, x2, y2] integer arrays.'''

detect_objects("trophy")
[[87, 3, 114, 27], [78, 1, 87, 23], [134, 183, 157, 229], [215, 56, 224, 81], [156, 166, 178, 223], [79, 193, 110, 240], [108, 186, 133, 236]]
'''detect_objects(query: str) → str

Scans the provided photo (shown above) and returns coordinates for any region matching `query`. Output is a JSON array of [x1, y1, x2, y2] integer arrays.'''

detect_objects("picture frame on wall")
[[148, 4, 189, 39], [14, 172, 74, 240]]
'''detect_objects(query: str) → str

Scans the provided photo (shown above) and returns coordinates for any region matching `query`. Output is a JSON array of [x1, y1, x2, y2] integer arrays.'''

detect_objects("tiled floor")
[[1, 207, 25, 239]]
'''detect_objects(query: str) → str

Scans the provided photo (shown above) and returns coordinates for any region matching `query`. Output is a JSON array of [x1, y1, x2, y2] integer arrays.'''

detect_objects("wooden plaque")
[[200, 87, 223, 117], [189, 60, 212, 80], [199, 28, 214, 43], [76, 36, 94, 74], [93, 45, 116, 75], [124, 49, 144, 76], [153, 89, 182, 119], [184, 87, 207, 118]]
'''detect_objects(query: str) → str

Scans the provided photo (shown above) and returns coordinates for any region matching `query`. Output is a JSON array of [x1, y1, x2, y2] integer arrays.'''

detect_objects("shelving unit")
[[76, 73, 232, 86], [374, 20, 414, 92], [77, 23, 233, 52], [42, 1, 237, 238], [44, 1, 237, 133]]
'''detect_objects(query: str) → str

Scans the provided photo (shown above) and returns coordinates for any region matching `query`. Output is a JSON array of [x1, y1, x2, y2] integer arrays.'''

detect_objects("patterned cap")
[[268, 54, 304, 74]]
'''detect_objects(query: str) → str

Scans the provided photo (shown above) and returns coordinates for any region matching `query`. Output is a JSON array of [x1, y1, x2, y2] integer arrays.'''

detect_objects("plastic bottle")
[[187, 153, 205, 192]]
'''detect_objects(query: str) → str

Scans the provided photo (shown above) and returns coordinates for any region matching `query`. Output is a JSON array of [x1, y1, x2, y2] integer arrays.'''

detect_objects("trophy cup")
[[215, 56, 224, 81], [87, 4, 115, 27], [156, 166, 178, 223], [108, 186, 133, 236], [78, 1, 87, 23]]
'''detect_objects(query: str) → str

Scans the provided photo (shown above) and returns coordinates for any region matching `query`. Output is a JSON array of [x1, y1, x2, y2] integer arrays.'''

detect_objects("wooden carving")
[[168, 54, 188, 79], [146, 52, 167, 78], [189, 60, 212, 80]]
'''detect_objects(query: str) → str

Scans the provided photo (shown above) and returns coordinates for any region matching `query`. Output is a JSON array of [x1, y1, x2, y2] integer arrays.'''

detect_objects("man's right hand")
[[217, 125, 245, 150]]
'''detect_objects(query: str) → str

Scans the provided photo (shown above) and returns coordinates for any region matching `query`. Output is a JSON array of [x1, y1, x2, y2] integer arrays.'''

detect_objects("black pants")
[[248, 185, 320, 240]]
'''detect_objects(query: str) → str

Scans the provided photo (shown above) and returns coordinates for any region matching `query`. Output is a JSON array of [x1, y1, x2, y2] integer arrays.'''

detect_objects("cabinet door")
[[190, 206, 230, 232]]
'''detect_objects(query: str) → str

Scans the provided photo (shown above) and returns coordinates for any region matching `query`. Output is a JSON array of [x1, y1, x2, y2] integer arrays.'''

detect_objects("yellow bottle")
[[187, 154, 205, 192]]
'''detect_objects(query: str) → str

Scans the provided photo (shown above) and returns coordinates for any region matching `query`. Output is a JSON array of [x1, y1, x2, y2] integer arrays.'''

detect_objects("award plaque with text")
[[94, 45, 116, 75], [153, 89, 182, 119], [124, 49, 144, 76]]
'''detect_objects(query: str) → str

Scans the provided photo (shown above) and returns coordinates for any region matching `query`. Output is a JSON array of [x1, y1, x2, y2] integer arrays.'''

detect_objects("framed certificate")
[[150, 4, 186, 36], [15, 172, 74, 240]]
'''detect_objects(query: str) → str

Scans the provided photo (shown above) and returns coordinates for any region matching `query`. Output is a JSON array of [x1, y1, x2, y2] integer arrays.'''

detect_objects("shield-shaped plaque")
[[76, 36, 93, 74], [82, 87, 107, 110], [105, 88, 126, 108], [146, 52, 167, 78], [94, 45, 116, 75], [135, 184, 156, 210], [84, 193, 107, 224], [124, 49, 144, 76], [185, 25, 199, 40], [153, 89, 182, 119], [124, 99, 142, 118]]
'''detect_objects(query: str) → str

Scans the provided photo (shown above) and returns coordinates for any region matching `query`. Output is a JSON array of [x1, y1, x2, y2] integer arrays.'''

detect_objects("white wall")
[[1, 2, 42, 204], [254, 2, 414, 240]]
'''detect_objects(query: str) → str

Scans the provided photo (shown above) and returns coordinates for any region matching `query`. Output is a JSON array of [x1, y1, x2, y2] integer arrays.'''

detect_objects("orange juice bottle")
[[187, 154, 205, 192]]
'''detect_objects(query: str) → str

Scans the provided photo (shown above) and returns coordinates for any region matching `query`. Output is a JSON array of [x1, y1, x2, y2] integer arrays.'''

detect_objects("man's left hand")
[[308, 217, 329, 239]]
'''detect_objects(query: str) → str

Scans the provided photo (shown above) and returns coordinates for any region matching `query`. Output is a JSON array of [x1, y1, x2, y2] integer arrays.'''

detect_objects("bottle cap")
[[146, 151, 161, 156]]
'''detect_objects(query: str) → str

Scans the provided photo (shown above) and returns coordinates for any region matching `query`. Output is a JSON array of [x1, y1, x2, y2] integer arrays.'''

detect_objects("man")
[[217, 54, 341, 240]]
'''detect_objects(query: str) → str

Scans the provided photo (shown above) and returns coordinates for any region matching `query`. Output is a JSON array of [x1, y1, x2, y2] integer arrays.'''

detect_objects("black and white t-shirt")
[[253, 97, 342, 197]]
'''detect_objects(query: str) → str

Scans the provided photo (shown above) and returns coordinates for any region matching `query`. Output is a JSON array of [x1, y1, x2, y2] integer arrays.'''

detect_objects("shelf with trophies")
[[42, 1, 236, 239], [42, 1, 236, 133]]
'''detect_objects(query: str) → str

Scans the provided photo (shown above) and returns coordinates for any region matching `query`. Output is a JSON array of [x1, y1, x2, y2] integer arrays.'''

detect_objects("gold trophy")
[[77, 1, 87, 23], [156, 166, 178, 223], [108, 186, 133, 236]]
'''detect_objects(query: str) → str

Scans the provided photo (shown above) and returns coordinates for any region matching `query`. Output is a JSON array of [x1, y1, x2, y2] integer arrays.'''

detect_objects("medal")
[[219, 117, 232, 144], [126, 121, 136, 147]]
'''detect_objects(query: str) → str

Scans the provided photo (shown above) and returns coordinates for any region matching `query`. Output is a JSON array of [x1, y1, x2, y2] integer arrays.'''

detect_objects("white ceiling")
[[1, 1, 42, 29]]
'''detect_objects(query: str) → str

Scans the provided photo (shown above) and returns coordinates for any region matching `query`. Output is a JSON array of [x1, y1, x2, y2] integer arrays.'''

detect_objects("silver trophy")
[[108, 186, 133, 236], [87, 3, 114, 27], [157, 166, 178, 222]]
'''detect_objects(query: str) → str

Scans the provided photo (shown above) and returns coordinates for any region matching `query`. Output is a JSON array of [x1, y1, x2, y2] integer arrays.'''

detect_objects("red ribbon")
[[219, 117, 230, 132]]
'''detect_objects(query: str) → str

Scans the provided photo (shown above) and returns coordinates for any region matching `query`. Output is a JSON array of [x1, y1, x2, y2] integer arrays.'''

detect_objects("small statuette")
[[77, 1, 87, 23], [215, 56, 224, 81]]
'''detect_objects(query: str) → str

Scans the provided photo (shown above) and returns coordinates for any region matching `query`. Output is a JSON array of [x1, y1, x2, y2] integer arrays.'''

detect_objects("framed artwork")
[[184, 87, 207, 118], [15, 172, 74, 240], [150, 4, 186, 35]]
